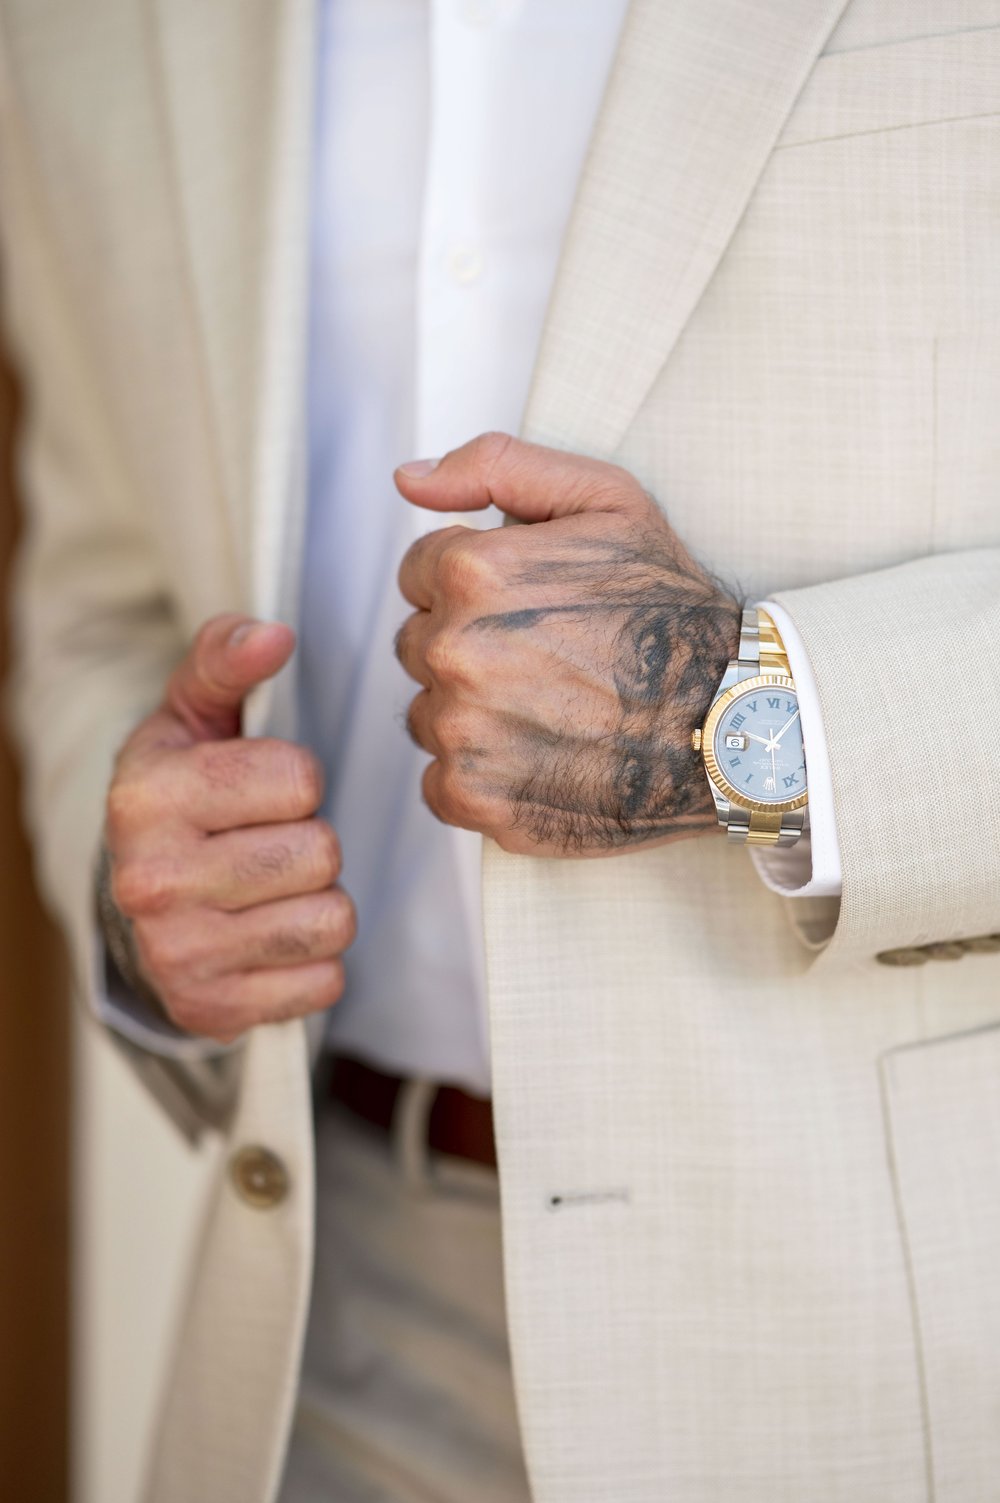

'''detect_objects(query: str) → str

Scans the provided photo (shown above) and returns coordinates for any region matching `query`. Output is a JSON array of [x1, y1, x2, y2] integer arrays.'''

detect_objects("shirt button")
[[447, 245, 484, 285], [875, 947, 929, 967], [229, 1145, 290, 1209]]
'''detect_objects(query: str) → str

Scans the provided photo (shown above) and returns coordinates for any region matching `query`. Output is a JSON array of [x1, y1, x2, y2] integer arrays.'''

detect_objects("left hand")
[[395, 433, 742, 857]]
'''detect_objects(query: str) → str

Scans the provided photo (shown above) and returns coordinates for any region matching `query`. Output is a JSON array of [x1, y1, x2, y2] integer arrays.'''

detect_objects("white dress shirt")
[[300, 0, 840, 1094], [100, 0, 841, 1069]]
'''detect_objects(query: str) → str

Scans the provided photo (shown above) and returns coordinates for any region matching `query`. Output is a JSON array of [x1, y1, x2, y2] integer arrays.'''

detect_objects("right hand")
[[105, 613, 355, 1043]]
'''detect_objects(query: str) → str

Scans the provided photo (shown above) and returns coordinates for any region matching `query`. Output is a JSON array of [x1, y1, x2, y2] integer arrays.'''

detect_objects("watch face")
[[710, 683, 807, 806]]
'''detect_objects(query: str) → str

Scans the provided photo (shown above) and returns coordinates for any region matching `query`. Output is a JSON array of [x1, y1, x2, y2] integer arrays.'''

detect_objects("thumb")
[[393, 432, 650, 524], [163, 613, 296, 741]]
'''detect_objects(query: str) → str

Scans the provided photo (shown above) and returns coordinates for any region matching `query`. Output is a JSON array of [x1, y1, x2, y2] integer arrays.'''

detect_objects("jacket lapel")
[[147, 0, 316, 671], [522, 0, 850, 459]]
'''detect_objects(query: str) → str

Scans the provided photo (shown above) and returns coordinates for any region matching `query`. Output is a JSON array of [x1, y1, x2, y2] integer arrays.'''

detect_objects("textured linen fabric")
[[93, 0, 839, 1067], [298, 0, 628, 1092], [2, 1, 1000, 1501]]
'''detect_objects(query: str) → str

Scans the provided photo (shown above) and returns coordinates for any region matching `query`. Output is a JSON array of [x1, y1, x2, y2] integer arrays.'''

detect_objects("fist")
[[105, 614, 355, 1042], [395, 433, 741, 857]]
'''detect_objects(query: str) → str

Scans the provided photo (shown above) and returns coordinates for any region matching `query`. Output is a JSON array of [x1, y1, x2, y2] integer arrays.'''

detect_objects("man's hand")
[[105, 614, 355, 1042], [394, 433, 742, 857]]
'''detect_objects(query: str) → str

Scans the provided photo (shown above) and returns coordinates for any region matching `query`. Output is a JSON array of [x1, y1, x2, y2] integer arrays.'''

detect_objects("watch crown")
[[691, 728, 702, 752]]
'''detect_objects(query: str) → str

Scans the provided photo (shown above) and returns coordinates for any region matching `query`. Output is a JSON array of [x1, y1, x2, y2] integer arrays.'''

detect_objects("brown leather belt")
[[328, 1055, 496, 1170]]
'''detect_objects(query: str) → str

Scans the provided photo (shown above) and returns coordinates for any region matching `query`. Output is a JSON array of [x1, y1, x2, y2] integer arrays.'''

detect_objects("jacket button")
[[876, 947, 929, 967], [920, 941, 967, 961], [229, 1145, 290, 1209], [962, 934, 1000, 953]]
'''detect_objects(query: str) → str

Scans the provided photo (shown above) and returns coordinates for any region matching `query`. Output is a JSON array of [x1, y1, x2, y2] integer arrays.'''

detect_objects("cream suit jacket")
[[3, 1, 1000, 1500]]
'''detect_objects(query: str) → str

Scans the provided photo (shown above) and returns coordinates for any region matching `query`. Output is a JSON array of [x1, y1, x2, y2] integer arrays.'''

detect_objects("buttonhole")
[[546, 1187, 631, 1212]]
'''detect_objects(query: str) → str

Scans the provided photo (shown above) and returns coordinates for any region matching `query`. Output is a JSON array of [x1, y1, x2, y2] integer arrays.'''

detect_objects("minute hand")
[[770, 707, 800, 747]]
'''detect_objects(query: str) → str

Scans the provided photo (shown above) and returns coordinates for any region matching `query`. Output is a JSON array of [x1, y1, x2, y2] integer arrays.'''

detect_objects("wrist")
[[663, 590, 743, 839]]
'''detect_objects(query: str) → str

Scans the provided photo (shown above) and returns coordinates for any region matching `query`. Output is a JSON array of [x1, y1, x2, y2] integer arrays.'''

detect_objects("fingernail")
[[229, 621, 259, 646], [397, 458, 441, 478]]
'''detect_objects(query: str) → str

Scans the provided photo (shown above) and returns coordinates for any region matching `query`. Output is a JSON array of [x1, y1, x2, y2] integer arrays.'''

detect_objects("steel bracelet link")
[[701, 606, 806, 849]]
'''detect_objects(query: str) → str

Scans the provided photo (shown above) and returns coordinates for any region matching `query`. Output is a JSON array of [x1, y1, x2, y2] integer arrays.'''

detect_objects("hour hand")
[[743, 732, 771, 747]]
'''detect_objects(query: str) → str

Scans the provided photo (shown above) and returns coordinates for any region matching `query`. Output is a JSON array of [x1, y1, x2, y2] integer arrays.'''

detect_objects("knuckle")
[[111, 859, 180, 918], [421, 762, 444, 820], [423, 629, 475, 683], [304, 892, 355, 956], [271, 960, 346, 1023], [166, 992, 234, 1042], [580, 476, 624, 511], [405, 694, 432, 752], [105, 776, 147, 840], [492, 828, 526, 856], [317, 958, 346, 1008], [133, 924, 183, 985], [328, 889, 357, 949], [189, 739, 253, 791], [233, 838, 296, 887], [310, 822, 342, 885], [438, 766, 476, 823], [394, 618, 412, 664], [600, 460, 638, 496], [473, 430, 514, 479], [395, 616, 424, 675], [161, 989, 205, 1035], [286, 745, 325, 813], [438, 539, 499, 600], [424, 763, 480, 829]]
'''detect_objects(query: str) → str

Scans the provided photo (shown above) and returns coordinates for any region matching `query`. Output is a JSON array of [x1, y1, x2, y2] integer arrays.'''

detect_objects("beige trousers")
[[278, 1086, 533, 1503]]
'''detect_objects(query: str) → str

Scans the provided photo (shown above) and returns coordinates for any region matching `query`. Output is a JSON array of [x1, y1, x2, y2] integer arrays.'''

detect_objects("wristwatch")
[[691, 607, 807, 847]]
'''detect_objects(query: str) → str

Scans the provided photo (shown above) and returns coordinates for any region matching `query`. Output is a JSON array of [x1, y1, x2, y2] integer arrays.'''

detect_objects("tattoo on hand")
[[466, 532, 742, 853]]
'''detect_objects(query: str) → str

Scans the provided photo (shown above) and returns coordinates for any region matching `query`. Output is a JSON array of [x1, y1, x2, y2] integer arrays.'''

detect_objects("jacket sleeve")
[[770, 549, 1000, 967]]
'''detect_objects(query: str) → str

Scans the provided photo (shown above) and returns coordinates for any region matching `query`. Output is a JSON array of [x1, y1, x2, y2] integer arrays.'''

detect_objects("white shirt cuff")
[[748, 600, 842, 899]]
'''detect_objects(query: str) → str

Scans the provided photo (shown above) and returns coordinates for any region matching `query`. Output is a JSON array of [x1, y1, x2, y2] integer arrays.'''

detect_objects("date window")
[[725, 733, 748, 751]]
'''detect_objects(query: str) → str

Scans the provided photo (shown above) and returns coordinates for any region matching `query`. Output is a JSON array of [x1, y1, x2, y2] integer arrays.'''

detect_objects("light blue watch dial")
[[712, 687, 807, 804]]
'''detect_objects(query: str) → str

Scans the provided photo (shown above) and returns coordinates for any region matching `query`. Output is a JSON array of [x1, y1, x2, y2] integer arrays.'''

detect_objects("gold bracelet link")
[[756, 608, 792, 676]]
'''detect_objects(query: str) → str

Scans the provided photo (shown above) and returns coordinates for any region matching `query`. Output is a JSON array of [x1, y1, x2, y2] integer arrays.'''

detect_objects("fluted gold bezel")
[[701, 673, 809, 815]]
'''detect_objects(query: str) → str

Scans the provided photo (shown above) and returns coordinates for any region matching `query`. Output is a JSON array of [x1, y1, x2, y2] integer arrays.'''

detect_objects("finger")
[[394, 610, 433, 685], [398, 527, 473, 610], [164, 614, 297, 741], [394, 431, 651, 524], [148, 738, 325, 833], [117, 820, 342, 916], [421, 759, 488, 835], [136, 887, 357, 992], [164, 958, 346, 1042], [199, 820, 342, 910], [220, 888, 357, 971], [404, 690, 440, 755]]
